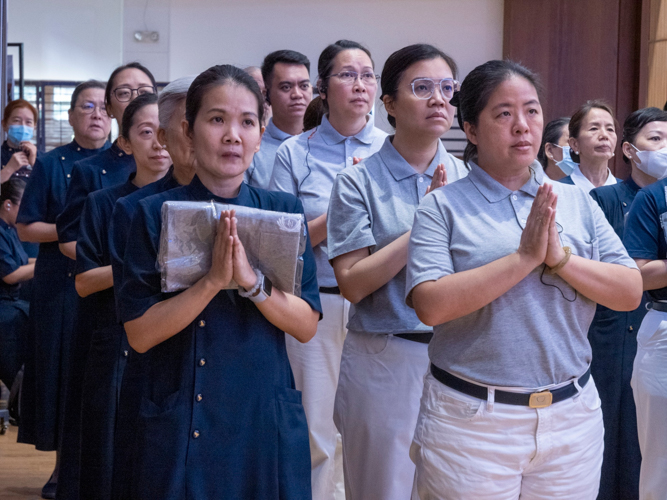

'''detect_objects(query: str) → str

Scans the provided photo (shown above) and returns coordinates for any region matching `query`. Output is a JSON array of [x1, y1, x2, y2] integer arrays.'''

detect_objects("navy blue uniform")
[[108, 167, 180, 500], [624, 177, 667, 300], [0, 218, 29, 390], [76, 178, 138, 499], [119, 176, 320, 499], [56, 141, 135, 243], [15, 139, 109, 449], [2, 140, 40, 259], [589, 178, 645, 500], [56, 142, 135, 500]]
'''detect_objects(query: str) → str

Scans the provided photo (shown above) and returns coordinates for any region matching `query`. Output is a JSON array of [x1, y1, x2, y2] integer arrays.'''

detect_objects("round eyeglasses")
[[77, 102, 108, 116], [330, 71, 380, 86], [410, 78, 460, 100], [112, 85, 156, 102]]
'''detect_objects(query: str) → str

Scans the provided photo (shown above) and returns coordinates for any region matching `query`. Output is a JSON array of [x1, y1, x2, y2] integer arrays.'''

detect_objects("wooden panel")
[[648, 0, 667, 108], [504, 0, 644, 178]]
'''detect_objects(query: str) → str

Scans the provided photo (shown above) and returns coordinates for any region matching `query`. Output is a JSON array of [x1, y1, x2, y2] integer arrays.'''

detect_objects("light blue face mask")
[[553, 145, 578, 176], [7, 124, 33, 146]]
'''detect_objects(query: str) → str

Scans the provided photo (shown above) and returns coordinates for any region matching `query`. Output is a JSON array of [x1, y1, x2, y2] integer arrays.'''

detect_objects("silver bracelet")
[[238, 268, 263, 298]]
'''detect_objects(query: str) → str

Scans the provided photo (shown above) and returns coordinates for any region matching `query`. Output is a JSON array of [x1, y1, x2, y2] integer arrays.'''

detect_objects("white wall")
[[8, 0, 123, 81], [166, 0, 504, 130]]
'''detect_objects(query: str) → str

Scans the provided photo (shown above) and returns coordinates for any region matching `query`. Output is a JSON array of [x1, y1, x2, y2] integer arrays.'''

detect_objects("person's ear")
[[118, 135, 132, 155], [158, 128, 168, 151], [182, 119, 194, 152], [622, 141, 638, 164], [68, 109, 74, 128], [544, 142, 555, 161], [383, 95, 395, 122], [255, 126, 265, 154], [464, 122, 477, 146], [568, 136, 579, 155]]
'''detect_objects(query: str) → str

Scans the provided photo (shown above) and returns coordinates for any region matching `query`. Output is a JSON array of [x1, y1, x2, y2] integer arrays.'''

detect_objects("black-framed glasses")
[[112, 85, 156, 102], [410, 78, 460, 100], [77, 102, 108, 116], [330, 71, 380, 86]]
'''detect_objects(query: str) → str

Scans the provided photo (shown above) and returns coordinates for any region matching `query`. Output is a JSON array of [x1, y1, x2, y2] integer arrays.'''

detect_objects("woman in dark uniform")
[[590, 107, 667, 500], [120, 64, 321, 499], [75, 93, 171, 499], [1, 99, 38, 183], [109, 76, 195, 500], [54, 62, 156, 500], [14, 80, 111, 499], [0, 178, 34, 391]]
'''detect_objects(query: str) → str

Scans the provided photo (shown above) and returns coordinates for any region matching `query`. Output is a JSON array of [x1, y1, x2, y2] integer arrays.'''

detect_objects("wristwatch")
[[239, 269, 273, 303]]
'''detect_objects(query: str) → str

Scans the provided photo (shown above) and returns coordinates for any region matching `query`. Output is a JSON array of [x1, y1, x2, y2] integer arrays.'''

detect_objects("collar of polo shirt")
[[317, 114, 377, 146], [467, 160, 544, 203]]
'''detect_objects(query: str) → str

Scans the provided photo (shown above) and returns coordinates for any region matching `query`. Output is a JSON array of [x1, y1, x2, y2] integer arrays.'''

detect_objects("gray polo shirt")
[[269, 114, 387, 287], [245, 118, 293, 190], [328, 135, 468, 334], [405, 161, 638, 387]]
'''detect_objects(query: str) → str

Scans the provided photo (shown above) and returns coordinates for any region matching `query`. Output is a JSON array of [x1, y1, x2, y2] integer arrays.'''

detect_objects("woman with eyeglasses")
[[560, 100, 618, 192], [14, 80, 111, 499], [54, 62, 156, 500], [269, 39, 386, 500], [326, 44, 467, 500], [406, 60, 641, 499]]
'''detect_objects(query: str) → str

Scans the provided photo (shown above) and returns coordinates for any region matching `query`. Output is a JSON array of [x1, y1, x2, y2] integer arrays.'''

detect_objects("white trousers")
[[410, 371, 604, 500], [334, 331, 429, 500], [286, 292, 348, 500], [631, 308, 667, 500]]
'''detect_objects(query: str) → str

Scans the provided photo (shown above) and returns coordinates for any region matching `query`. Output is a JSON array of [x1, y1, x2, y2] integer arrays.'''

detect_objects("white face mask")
[[553, 145, 578, 176], [632, 144, 667, 180]]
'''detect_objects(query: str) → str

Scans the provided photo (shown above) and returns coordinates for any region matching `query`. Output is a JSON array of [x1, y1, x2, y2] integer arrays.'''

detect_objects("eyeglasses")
[[77, 102, 108, 116], [112, 85, 156, 102], [330, 71, 380, 86], [410, 78, 460, 100]]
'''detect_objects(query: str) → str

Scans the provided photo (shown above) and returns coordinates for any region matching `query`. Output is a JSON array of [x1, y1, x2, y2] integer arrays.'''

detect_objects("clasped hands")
[[206, 209, 258, 291], [517, 183, 567, 270]]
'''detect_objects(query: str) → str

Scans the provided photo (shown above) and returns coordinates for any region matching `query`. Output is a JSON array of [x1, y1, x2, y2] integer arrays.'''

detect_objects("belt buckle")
[[529, 390, 553, 408]]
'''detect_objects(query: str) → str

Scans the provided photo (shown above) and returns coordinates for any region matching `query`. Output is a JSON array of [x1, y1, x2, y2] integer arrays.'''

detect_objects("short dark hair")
[[0, 177, 26, 205], [380, 44, 458, 128], [537, 117, 570, 168], [317, 40, 374, 111], [621, 107, 667, 164], [105, 62, 157, 107], [456, 60, 543, 166], [185, 64, 264, 132], [120, 93, 158, 140], [568, 99, 616, 163], [261, 50, 310, 101], [70, 80, 106, 110]]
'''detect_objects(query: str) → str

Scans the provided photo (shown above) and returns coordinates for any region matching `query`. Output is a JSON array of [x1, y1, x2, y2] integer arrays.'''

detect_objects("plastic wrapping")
[[158, 200, 306, 296]]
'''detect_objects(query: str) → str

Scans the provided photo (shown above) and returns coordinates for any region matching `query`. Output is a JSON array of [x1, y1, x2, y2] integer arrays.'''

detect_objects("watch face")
[[264, 276, 273, 297]]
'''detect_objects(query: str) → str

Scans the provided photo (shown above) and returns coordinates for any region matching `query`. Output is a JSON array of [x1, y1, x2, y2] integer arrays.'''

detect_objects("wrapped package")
[[158, 201, 306, 296]]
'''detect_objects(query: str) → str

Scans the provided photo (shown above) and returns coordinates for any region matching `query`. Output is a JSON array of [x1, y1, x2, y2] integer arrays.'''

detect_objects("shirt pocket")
[[562, 234, 600, 262]]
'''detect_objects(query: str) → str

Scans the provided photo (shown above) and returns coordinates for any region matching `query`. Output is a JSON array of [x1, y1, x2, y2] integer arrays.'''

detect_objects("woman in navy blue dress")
[[75, 93, 171, 499], [14, 80, 111, 498], [55, 62, 157, 500], [0, 178, 34, 390], [120, 64, 321, 499]]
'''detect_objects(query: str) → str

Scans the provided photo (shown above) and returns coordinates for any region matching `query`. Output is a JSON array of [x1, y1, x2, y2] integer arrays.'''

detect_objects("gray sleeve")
[[327, 170, 376, 261], [588, 195, 639, 270], [405, 195, 454, 308], [268, 143, 297, 196]]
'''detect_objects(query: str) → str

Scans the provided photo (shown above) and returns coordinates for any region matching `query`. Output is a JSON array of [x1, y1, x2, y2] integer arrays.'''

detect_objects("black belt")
[[319, 286, 340, 294], [395, 332, 433, 344], [430, 363, 591, 408], [650, 301, 667, 313]]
